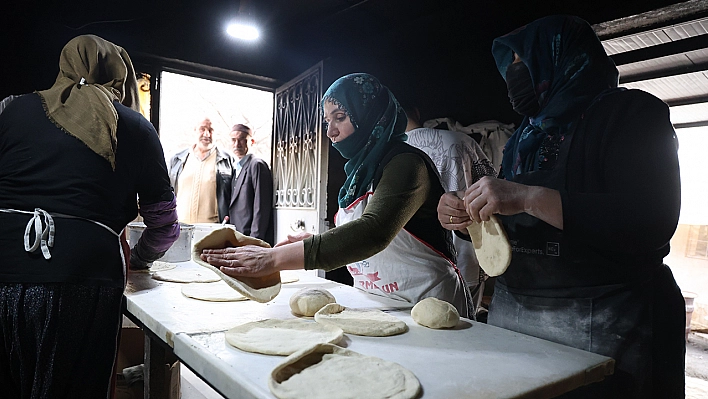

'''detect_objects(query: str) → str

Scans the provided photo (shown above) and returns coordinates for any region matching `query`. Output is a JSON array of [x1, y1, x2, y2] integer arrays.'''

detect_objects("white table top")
[[124, 261, 614, 399]]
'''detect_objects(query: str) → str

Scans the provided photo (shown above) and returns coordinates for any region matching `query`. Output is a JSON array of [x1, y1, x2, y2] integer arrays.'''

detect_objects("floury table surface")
[[124, 261, 614, 399]]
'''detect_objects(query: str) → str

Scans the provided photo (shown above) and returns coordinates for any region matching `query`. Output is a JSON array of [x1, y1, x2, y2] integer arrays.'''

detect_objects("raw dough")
[[192, 227, 281, 303], [411, 297, 459, 329], [269, 343, 421, 399], [225, 319, 343, 356], [131, 260, 178, 273], [314, 303, 408, 336], [466, 214, 512, 277], [289, 288, 336, 317], [280, 270, 300, 284], [181, 281, 248, 302], [151, 267, 221, 283]]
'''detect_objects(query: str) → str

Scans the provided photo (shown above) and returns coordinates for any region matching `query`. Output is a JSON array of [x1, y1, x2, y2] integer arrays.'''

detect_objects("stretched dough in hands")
[[269, 343, 421, 399], [466, 215, 511, 277], [192, 226, 281, 303], [314, 303, 408, 336]]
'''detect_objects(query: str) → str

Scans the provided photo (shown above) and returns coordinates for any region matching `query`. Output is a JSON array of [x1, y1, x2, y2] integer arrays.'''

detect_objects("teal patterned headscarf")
[[493, 15, 620, 179], [323, 73, 408, 208]]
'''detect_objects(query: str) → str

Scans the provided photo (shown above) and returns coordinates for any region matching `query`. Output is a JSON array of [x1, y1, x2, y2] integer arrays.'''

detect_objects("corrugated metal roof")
[[603, 17, 708, 55], [603, 17, 708, 125], [621, 72, 708, 102]]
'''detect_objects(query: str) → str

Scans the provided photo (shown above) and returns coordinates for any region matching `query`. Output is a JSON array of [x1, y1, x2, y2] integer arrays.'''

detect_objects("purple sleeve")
[[137, 196, 180, 254]]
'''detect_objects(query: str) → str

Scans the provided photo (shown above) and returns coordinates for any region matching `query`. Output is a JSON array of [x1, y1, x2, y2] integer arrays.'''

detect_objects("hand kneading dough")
[[289, 288, 336, 317], [181, 281, 248, 302], [192, 227, 281, 303], [411, 297, 459, 328], [269, 343, 421, 399], [225, 319, 343, 356], [466, 214, 512, 277], [314, 303, 408, 336]]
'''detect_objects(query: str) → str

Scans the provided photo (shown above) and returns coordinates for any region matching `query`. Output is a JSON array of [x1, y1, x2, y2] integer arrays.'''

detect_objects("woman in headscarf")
[[0, 35, 179, 397], [438, 15, 684, 397], [202, 73, 471, 317]]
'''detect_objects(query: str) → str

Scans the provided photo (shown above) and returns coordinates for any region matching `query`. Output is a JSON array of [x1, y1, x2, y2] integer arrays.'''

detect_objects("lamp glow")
[[226, 23, 260, 41]]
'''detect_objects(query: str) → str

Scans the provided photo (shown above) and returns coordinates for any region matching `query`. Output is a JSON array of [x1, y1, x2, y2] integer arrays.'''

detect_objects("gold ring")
[[449, 215, 454, 224]]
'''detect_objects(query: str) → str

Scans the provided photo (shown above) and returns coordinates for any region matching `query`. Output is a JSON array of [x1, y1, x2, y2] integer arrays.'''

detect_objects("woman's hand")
[[201, 245, 278, 278], [464, 176, 528, 222], [463, 176, 563, 229], [274, 232, 313, 247], [438, 191, 473, 231]]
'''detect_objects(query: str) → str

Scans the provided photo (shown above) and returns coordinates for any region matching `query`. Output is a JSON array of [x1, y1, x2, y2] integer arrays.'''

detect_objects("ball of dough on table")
[[289, 288, 336, 317], [411, 297, 459, 329]]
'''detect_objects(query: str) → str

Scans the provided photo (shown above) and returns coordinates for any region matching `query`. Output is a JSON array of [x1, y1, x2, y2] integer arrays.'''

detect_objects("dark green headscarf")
[[322, 73, 408, 208]]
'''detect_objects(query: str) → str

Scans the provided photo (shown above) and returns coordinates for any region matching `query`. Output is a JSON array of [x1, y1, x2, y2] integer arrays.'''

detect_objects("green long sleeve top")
[[303, 149, 452, 271]]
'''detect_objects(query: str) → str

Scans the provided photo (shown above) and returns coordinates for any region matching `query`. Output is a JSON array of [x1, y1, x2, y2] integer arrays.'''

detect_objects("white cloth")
[[407, 127, 495, 191], [335, 191, 469, 317], [422, 118, 515, 173], [407, 127, 498, 312]]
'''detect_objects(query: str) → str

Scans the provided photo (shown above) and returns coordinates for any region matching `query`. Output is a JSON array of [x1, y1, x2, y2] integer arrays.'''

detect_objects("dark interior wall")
[[3, 1, 688, 125]]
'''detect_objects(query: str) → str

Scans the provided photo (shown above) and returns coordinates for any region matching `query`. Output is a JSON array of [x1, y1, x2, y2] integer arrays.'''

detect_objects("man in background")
[[228, 124, 274, 246], [169, 117, 234, 224]]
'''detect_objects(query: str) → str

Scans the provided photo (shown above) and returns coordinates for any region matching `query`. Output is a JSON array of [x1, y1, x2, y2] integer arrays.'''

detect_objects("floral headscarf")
[[322, 73, 408, 208], [492, 15, 620, 179], [37, 35, 140, 170]]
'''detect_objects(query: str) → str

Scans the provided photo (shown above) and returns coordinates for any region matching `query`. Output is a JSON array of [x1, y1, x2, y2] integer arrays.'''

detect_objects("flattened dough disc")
[[152, 266, 220, 283], [466, 214, 511, 277], [314, 303, 408, 336], [225, 318, 343, 356], [131, 260, 178, 273], [269, 343, 421, 399], [181, 281, 248, 302], [192, 227, 281, 303], [280, 270, 300, 284]]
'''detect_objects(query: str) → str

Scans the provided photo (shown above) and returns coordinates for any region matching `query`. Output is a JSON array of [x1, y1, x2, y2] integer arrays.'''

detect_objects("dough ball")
[[411, 297, 459, 329], [289, 288, 336, 317]]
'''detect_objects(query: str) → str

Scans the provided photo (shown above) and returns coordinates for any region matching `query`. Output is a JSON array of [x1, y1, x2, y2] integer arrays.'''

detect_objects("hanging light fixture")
[[226, 22, 259, 41]]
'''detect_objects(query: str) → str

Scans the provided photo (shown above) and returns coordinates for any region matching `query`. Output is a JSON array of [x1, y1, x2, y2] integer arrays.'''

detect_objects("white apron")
[[335, 192, 470, 317]]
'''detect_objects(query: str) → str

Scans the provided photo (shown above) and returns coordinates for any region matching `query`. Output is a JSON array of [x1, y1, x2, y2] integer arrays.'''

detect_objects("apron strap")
[[1, 207, 120, 260], [23, 208, 55, 260]]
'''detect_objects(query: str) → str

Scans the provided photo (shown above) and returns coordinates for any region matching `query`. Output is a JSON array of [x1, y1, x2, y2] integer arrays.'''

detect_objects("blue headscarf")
[[323, 73, 408, 208], [492, 15, 620, 180]]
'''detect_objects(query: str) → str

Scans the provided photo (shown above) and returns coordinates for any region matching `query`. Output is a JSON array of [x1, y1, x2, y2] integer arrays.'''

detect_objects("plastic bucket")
[[190, 223, 226, 247], [127, 222, 194, 263]]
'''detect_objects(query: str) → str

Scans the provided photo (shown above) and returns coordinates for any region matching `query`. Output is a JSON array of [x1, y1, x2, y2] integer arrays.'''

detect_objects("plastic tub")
[[127, 222, 194, 263]]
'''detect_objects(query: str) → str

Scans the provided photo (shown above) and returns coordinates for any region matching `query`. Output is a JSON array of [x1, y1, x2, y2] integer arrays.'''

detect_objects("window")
[[686, 225, 708, 259]]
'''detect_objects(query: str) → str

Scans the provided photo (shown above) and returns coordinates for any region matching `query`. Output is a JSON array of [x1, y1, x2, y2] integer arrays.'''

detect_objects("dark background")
[[1, 0, 689, 126]]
